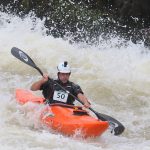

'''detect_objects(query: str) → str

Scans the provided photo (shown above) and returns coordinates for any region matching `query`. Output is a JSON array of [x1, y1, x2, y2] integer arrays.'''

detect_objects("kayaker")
[[30, 61, 91, 108]]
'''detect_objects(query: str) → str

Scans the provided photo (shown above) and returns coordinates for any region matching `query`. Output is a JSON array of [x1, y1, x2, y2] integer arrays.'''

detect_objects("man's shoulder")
[[68, 81, 80, 87]]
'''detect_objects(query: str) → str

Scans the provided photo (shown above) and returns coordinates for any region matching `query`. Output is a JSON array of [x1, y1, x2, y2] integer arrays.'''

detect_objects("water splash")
[[0, 11, 150, 150]]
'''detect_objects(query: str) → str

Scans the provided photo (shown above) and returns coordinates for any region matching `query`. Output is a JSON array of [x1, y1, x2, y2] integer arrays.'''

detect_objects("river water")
[[0, 12, 150, 150]]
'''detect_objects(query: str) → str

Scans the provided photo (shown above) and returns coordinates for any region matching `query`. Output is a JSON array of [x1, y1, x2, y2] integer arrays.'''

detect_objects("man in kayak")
[[30, 61, 91, 108]]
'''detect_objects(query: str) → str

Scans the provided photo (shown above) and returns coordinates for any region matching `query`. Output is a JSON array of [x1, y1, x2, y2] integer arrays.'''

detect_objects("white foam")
[[0, 11, 150, 150]]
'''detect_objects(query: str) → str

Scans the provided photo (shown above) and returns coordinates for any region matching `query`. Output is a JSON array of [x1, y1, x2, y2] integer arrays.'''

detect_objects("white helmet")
[[57, 61, 71, 73]]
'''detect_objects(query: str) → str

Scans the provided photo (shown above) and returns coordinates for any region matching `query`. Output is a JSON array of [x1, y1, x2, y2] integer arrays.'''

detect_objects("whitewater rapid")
[[0, 12, 150, 150]]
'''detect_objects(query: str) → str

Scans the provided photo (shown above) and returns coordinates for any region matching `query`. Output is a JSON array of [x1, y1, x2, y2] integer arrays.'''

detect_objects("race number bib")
[[53, 91, 68, 103]]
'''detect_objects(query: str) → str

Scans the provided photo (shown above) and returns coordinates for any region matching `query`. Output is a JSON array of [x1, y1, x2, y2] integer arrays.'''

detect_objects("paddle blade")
[[11, 47, 44, 76], [11, 47, 37, 69], [96, 112, 125, 135]]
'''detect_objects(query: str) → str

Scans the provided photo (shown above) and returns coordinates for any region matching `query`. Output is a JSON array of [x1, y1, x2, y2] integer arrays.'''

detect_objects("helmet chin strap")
[[57, 72, 60, 80]]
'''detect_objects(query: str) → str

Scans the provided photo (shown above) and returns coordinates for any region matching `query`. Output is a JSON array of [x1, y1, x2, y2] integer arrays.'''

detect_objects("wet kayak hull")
[[16, 89, 109, 138]]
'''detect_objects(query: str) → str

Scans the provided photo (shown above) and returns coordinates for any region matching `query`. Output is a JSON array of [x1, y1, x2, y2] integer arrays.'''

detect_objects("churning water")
[[0, 11, 150, 150]]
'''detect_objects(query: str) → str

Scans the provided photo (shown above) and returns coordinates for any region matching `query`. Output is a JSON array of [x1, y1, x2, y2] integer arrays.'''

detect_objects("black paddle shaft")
[[11, 47, 125, 135]]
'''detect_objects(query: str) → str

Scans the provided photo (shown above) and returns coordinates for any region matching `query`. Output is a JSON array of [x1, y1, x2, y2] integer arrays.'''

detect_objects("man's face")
[[58, 73, 70, 83]]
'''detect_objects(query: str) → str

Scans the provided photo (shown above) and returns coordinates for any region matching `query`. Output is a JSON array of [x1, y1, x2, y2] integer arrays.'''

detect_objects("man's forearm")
[[30, 79, 45, 91]]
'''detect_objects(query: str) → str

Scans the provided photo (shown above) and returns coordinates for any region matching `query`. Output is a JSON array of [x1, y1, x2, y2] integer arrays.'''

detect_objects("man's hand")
[[42, 74, 49, 83], [77, 93, 91, 108], [84, 101, 91, 108], [31, 73, 49, 91]]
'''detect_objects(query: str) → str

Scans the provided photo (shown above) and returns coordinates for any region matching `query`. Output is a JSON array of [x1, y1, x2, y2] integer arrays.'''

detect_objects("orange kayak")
[[16, 89, 109, 138]]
